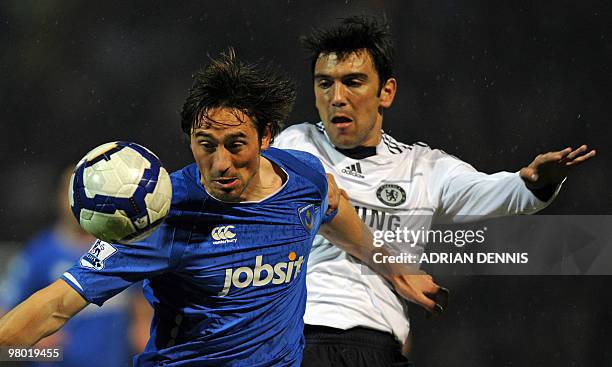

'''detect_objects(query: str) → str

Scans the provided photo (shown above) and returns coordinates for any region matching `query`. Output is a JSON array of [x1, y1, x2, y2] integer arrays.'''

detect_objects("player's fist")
[[326, 173, 348, 214], [389, 273, 449, 316]]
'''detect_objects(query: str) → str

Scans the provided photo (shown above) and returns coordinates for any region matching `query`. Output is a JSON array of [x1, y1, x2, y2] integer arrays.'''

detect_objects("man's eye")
[[199, 141, 214, 149], [229, 142, 245, 150], [345, 79, 361, 87], [318, 80, 332, 89]]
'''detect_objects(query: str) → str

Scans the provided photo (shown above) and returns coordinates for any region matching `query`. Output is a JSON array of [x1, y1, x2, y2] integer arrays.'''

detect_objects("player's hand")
[[519, 145, 596, 190], [326, 173, 348, 214], [389, 273, 449, 316]]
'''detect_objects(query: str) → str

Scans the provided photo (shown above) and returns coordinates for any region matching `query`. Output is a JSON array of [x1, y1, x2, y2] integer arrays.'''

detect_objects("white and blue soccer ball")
[[69, 141, 172, 243]]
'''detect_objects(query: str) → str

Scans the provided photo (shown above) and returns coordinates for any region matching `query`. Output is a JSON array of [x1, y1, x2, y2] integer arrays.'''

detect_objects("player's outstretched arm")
[[0, 279, 88, 346], [519, 145, 596, 190], [319, 194, 444, 314]]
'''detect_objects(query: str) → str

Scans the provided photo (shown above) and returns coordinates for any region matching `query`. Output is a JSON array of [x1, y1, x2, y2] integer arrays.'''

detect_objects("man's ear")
[[260, 124, 272, 150], [379, 78, 397, 109]]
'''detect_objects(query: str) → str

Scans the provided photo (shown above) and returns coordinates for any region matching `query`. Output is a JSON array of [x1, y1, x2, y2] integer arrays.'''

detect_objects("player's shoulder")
[[266, 148, 327, 200], [22, 229, 62, 255], [410, 145, 476, 175], [380, 130, 439, 157], [381, 133, 465, 167], [266, 147, 324, 175], [380, 131, 418, 155], [385, 135, 448, 161], [275, 122, 323, 143], [279, 122, 322, 136], [169, 163, 195, 181], [169, 163, 200, 205], [415, 145, 463, 163]]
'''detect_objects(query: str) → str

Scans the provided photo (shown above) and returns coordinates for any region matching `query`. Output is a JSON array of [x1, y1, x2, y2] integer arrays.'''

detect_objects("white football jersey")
[[273, 122, 559, 343]]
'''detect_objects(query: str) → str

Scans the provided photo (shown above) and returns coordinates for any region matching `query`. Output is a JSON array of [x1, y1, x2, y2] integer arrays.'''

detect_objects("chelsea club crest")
[[376, 184, 406, 207]]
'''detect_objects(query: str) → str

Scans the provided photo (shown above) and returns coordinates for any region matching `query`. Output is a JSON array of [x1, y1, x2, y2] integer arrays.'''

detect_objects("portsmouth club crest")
[[80, 239, 117, 270], [376, 184, 407, 207], [298, 204, 316, 232]]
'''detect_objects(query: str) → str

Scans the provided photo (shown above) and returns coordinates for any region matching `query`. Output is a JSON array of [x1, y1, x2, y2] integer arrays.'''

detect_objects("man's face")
[[314, 50, 396, 149], [190, 107, 270, 202]]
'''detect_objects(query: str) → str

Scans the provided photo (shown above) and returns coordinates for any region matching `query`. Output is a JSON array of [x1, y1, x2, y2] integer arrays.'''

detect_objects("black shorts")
[[301, 325, 414, 367]]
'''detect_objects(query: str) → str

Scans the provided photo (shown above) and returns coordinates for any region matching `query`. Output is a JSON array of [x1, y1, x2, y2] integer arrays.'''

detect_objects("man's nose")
[[211, 147, 231, 175], [331, 83, 347, 107]]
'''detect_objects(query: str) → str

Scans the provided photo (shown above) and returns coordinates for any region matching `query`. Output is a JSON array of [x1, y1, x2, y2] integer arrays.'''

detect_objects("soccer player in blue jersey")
[[0, 50, 435, 366]]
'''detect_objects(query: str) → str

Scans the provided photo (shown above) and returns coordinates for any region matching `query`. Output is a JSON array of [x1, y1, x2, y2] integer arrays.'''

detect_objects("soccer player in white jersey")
[[273, 16, 596, 367]]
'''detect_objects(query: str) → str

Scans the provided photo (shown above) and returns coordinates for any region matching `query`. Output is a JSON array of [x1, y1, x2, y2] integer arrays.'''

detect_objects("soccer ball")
[[69, 141, 172, 243]]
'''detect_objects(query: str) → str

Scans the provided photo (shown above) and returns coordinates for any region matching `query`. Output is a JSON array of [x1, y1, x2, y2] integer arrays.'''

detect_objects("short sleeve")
[[61, 223, 177, 306], [322, 208, 337, 224]]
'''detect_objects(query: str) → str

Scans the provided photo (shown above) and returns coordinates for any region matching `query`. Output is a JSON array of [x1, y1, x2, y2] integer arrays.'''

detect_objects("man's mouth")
[[212, 177, 239, 189], [331, 116, 353, 128]]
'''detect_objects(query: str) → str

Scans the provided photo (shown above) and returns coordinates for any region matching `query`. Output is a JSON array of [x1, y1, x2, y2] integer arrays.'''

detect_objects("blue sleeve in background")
[[0, 250, 38, 310], [0, 231, 62, 310]]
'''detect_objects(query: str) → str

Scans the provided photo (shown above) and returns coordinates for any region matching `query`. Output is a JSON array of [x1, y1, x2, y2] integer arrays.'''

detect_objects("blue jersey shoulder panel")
[[265, 148, 327, 201]]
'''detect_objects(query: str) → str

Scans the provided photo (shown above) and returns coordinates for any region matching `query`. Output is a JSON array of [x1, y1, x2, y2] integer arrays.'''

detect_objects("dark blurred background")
[[0, 0, 610, 366]]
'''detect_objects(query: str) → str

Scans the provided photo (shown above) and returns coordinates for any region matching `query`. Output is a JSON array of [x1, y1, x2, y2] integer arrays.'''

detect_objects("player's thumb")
[[414, 292, 437, 312], [519, 167, 538, 183]]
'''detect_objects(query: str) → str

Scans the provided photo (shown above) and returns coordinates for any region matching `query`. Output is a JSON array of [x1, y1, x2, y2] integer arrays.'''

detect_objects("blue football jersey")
[[62, 148, 334, 367]]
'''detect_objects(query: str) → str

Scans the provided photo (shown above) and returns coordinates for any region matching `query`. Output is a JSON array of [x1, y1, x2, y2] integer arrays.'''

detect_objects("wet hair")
[[301, 16, 395, 90], [180, 48, 296, 143]]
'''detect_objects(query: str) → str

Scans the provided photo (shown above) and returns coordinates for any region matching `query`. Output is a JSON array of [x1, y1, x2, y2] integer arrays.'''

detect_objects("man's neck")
[[241, 156, 286, 202], [335, 145, 377, 159]]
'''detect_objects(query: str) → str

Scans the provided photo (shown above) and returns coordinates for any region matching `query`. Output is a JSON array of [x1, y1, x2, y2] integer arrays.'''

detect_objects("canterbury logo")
[[212, 225, 237, 244]]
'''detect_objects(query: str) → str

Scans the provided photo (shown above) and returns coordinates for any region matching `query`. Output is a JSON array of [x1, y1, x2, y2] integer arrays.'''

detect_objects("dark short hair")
[[180, 48, 296, 143], [301, 16, 395, 89]]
